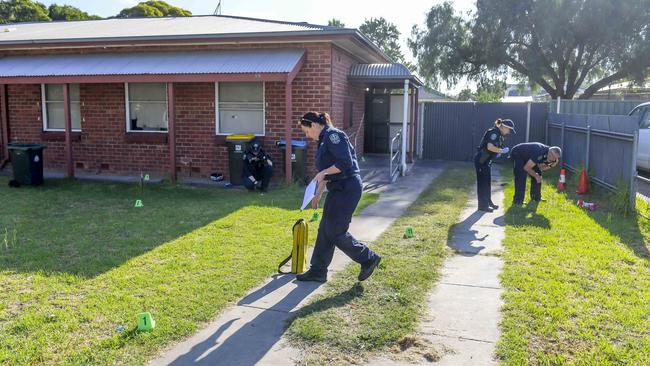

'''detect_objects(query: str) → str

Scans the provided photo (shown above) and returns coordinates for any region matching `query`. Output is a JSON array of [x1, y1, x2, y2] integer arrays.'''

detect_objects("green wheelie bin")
[[7, 143, 47, 186]]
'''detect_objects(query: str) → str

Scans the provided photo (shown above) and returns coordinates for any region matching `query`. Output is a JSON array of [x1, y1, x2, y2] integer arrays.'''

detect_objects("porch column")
[[408, 86, 417, 162], [63, 83, 74, 178], [167, 82, 176, 184], [0, 84, 8, 167], [401, 79, 409, 175]]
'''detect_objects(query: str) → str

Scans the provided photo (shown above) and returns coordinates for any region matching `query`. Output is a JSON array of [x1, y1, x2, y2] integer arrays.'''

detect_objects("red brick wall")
[[1, 42, 368, 181], [331, 45, 366, 158]]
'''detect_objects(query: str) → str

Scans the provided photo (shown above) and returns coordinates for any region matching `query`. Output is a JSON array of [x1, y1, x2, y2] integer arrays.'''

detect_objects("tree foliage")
[[456, 79, 506, 102], [117, 1, 191, 18], [48, 4, 100, 21], [0, 0, 50, 23], [360, 17, 412, 68], [327, 18, 345, 27], [410, 0, 650, 99]]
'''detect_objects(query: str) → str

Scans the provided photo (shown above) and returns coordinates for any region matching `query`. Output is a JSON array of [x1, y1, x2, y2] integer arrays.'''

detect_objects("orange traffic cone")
[[557, 168, 566, 191], [576, 169, 589, 194]]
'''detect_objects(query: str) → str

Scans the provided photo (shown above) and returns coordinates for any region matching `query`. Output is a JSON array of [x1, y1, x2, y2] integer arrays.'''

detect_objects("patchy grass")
[[355, 191, 379, 215], [286, 166, 474, 365], [0, 176, 376, 366], [497, 168, 650, 365]]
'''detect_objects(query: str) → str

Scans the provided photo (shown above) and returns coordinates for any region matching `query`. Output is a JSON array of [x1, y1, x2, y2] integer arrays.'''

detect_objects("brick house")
[[0, 15, 421, 183]]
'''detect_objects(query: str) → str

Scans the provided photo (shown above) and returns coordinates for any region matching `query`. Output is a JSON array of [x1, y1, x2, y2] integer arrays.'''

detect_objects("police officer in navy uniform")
[[510, 142, 562, 204], [242, 139, 274, 192], [296, 111, 381, 283], [475, 119, 515, 212]]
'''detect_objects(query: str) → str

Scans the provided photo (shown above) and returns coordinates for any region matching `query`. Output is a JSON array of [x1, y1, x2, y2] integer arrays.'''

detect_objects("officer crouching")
[[242, 139, 274, 192]]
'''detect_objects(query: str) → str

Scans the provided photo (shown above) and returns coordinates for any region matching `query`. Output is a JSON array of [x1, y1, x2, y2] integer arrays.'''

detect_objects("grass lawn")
[[497, 167, 650, 365], [0, 175, 376, 365], [286, 165, 474, 365]]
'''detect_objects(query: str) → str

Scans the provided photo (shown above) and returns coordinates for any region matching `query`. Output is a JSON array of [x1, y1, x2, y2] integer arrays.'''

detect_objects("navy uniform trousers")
[[242, 165, 273, 191], [310, 175, 376, 275], [512, 157, 542, 204], [474, 153, 493, 208]]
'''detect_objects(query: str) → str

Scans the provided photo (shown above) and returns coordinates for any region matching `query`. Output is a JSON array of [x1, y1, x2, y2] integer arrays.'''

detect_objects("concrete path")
[[368, 173, 506, 366], [149, 160, 446, 366]]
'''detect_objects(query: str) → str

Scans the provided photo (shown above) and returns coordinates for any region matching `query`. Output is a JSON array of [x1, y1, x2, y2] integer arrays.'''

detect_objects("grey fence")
[[547, 113, 638, 206], [421, 102, 548, 161], [549, 99, 646, 116]]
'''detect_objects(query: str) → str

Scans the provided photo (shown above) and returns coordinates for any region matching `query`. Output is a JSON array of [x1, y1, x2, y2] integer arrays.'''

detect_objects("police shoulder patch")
[[490, 133, 497, 141], [329, 132, 341, 144]]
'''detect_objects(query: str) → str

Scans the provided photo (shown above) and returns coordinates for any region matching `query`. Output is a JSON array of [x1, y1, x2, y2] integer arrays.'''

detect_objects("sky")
[[38, 0, 477, 94]]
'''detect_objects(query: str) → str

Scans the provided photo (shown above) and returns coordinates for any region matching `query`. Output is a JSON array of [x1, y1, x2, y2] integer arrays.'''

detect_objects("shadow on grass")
[[287, 282, 365, 323], [0, 177, 302, 278], [557, 184, 650, 260], [166, 281, 363, 366], [504, 200, 551, 229]]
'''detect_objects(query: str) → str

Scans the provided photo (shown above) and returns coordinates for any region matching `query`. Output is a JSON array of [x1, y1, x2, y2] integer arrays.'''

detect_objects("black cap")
[[250, 139, 262, 154], [501, 119, 516, 134]]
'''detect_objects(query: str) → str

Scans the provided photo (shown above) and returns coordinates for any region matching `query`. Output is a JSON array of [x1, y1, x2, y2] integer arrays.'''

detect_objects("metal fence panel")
[[529, 103, 548, 142], [422, 102, 476, 161], [549, 99, 646, 115], [547, 113, 638, 197], [422, 102, 548, 161]]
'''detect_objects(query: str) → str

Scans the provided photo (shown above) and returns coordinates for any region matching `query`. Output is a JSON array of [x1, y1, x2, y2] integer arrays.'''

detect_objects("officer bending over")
[[510, 142, 562, 204], [242, 139, 274, 192]]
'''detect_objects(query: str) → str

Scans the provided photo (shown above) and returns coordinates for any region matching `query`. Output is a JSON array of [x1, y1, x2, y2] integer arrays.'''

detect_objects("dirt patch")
[[387, 334, 456, 363]]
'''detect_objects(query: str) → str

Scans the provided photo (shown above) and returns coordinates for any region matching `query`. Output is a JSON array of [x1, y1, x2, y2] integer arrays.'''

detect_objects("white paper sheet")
[[301, 180, 317, 211]]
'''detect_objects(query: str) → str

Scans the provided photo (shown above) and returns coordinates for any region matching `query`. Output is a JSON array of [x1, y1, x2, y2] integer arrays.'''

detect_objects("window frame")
[[41, 84, 82, 132], [124, 82, 169, 134], [215, 81, 266, 136]]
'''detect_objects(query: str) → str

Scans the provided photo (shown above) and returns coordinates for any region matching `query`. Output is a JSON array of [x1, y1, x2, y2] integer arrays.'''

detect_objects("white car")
[[630, 102, 650, 171]]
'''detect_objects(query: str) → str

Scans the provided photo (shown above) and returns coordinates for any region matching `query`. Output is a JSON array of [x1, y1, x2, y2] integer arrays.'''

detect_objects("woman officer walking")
[[296, 111, 381, 283], [474, 118, 515, 212]]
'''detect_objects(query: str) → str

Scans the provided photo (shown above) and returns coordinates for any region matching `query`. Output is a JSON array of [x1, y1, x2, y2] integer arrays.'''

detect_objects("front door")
[[364, 94, 390, 153]]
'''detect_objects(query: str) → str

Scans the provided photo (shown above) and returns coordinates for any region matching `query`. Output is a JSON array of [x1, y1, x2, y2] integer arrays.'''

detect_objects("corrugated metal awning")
[[348, 63, 422, 86], [0, 49, 305, 78]]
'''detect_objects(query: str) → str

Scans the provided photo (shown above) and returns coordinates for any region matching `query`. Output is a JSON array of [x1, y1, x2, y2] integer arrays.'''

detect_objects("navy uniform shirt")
[[511, 142, 550, 165], [316, 126, 360, 176], [478, 127, 504, 159]]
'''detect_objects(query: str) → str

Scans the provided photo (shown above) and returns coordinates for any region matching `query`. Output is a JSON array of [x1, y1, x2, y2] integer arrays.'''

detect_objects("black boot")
[[489, 202, 499, 209], [478, 206, 494, 212], [358, 255, 381, 281], [296, 269, 327, 283]]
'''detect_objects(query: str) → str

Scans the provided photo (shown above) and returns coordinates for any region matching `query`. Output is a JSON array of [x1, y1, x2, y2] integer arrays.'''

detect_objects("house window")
[[216, 82, 264, 135], [125, 83, 168, 132], [42, 84, 81, 131]]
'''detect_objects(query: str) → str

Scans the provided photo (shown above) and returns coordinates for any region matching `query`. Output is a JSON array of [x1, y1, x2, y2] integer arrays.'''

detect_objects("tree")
[[117, 1, 191, 18], [455, 79, 506, 102], [410, 0, 650, 99], [48, 4, 101, 21], [327, 18, 345, 27], [359, 17, 410, 66], [0, 0, 50, 23]]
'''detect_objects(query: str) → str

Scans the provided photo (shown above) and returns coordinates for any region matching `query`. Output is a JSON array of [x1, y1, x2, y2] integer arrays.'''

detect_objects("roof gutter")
[[0, 29, 391, 63]]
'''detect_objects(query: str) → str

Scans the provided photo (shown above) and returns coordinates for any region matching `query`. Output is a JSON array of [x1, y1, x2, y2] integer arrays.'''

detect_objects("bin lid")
[[276, 140, 308, 148], [225, 134, 255, 142], [8, 143, 47, 150]]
